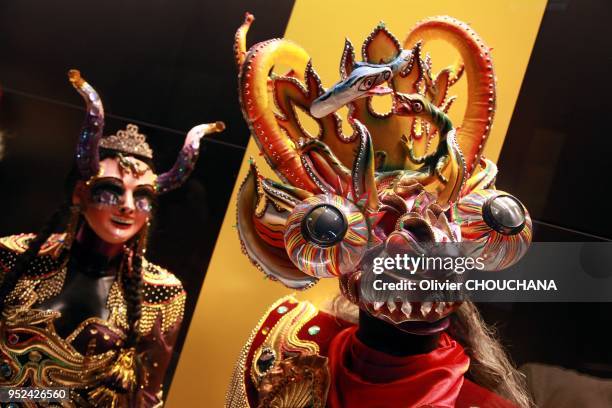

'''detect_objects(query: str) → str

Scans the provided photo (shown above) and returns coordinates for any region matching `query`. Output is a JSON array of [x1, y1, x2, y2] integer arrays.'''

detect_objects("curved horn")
[[155, 121, 225, 194], [234, 12, 254, 68], [68, 69, 104, 180], [405, 16, 496, 176], [236, 15, 319, 192]]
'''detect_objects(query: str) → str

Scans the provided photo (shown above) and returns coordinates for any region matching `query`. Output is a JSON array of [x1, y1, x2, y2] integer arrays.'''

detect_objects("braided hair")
[[122, 239, 145, 348]]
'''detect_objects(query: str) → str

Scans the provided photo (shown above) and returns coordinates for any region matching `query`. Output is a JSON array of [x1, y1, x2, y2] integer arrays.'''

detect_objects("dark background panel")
[[480, 301, 612, 378], [497, 0, 612, 240], [0, 0, 294, 147], [0, 0, 296, 393], [478, 223, 611, 379], [491, 0, 612, 379]]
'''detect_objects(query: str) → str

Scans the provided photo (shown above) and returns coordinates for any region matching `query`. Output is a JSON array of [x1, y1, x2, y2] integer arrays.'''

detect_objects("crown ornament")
[[70, 70, 224, 192], [100, 124, 153, 159]]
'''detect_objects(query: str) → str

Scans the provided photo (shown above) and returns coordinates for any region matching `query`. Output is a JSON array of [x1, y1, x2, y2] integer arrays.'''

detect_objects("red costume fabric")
[[327, 326, 516, 408], [233, 297, 518, 408]]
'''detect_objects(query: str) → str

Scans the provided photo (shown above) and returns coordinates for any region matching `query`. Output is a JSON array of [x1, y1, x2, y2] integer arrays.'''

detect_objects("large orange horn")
[[405, 16, 496, 176], [235, 14, 319, 192]]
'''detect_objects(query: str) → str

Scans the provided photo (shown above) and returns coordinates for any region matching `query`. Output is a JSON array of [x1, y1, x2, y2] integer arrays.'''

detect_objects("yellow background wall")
[[167, 1, 546, 406]]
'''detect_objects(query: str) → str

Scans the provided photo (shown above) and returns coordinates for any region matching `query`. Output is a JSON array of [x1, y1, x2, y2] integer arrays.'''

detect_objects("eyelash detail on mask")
[[89, 179, 156, 212], [90, 180, 124, 206], [133, 189, 156, 213]]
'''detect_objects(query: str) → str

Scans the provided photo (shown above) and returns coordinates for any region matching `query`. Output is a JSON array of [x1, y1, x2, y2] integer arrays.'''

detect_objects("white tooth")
[[435, 302, 445, 315], [373, 301, 384, 311], [401, 302, 412, 318], [421, 302, 433, 316], [387, 300, 397, 313]]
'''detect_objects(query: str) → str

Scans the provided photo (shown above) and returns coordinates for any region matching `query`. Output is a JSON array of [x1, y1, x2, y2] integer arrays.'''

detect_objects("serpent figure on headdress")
[[228, 12, 533, 408]]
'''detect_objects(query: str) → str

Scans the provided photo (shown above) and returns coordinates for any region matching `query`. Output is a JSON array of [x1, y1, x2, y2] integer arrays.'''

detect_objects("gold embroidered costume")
[[226, 295, 350, 408], [0, 233, 185, 407]]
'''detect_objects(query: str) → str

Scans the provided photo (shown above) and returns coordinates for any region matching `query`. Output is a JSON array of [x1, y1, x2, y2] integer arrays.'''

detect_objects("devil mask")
[[234, 15, 532, 328]]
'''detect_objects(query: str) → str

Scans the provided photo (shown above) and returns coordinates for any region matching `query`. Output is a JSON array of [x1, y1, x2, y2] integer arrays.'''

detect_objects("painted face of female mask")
[[73, 156, 156, 245]]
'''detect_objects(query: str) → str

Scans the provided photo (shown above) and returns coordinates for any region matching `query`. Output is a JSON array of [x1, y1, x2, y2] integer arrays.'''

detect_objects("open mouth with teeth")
[[343, 267, 462, 333], [333, 185, 467, 333], [110, 215, 135, 228], [368, 299, 455, 335], [365, 299, 459, 327]]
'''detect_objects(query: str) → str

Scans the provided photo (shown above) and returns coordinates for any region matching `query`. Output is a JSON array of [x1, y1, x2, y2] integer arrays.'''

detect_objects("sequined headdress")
[[68, 69, 225, 193], [100, 124, 153, 159], [233, 14, 533, 325]]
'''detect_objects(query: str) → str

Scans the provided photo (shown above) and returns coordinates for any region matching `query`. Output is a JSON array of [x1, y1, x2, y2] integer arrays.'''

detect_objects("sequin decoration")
[[284, 194, 369, 278], [68, 70, 104, 180], [99, 124, 154, 159], [107, 260, 186, 335], [155, 122, 225, 194]]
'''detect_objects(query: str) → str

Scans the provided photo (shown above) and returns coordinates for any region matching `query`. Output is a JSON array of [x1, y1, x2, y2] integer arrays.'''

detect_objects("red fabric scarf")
[[327, 326, 470, 408]]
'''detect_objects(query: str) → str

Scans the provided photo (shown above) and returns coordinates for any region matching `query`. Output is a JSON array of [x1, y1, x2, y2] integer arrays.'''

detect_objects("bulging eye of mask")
[[301, 204, 348, 247], [284, 194, 369, 278]]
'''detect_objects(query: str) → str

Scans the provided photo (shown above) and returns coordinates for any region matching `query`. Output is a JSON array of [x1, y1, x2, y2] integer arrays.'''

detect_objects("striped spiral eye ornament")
[[284, 194, 369, 278], [453, 189, 533, 271]]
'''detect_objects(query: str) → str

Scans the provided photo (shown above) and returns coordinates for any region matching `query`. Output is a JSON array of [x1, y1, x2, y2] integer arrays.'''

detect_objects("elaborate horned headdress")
[[68, 69, 224, 193], [234, 14, 531, 324]]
